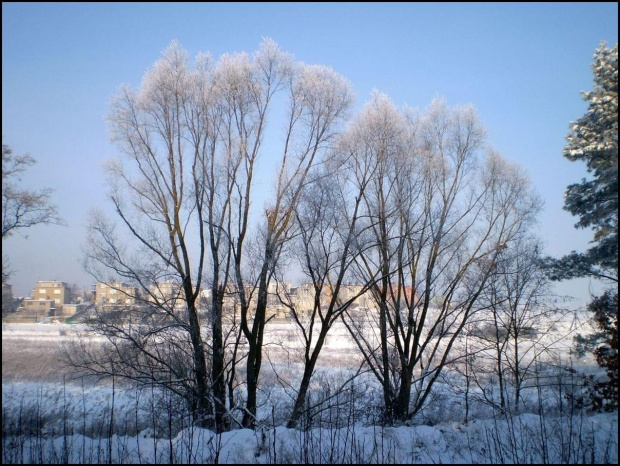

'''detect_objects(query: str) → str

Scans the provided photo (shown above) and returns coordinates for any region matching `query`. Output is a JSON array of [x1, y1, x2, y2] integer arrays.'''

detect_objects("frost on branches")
[[560, 42, 618, 281], [546, 41, 618, 411]]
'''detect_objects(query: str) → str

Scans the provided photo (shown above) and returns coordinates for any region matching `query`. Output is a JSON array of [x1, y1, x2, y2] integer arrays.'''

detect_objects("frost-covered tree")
[[200, 38, 293, 432], [73, 39, 352, 432], [238, 61, 353, 428], [343, 95, 541, 424], [545, 42, 618, 410], [281, 117, 380, 428], [545, 42, 618, 283], [467, 236, 567, 413], [75, 41, 215, 430]]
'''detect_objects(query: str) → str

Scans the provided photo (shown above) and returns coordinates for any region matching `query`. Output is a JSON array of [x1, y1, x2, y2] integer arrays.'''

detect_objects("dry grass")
[[2, 337, 69, 382]]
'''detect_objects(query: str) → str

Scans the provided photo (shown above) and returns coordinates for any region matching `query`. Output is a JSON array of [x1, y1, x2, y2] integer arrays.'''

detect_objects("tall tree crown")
[[547, 42, 618, 282]]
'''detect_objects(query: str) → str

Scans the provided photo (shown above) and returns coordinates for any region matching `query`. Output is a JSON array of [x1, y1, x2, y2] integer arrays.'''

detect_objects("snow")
[[2, 409, 616, 464], [2, 319, 617, 464]]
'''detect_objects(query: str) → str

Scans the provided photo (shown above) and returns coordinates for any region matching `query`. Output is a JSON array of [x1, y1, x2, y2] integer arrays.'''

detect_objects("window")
[[39, 289, 47, 294], [54, 289, 61, 295]]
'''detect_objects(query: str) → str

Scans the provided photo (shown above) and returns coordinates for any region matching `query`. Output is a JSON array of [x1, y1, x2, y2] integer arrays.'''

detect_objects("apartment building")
[[147, 281, 184, 310], [333, 284, 373, 310], [198, 281, 376, 322], [21, 280, 71, 317], [95, 282, 138, 309]]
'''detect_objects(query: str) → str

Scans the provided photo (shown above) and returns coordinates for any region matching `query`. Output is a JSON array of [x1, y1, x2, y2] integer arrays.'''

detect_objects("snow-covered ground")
[[2, 317, 617, 464]]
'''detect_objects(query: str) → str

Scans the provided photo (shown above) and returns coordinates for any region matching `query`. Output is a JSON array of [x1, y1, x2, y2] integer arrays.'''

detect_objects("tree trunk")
[[287, 362, 314, 429], [393, 368, 412, 423], [242, 253, 271, 428], [211, 288, 229, 432], [185, 292, 212, 428], [286, 331, 328, 428]]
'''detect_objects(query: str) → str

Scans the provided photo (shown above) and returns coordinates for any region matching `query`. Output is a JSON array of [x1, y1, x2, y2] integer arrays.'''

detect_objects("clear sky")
[[2, 2, 618, 306]]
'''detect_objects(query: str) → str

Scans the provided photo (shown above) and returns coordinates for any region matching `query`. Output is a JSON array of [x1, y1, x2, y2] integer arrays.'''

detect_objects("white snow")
[[2, 317, 616, 464]]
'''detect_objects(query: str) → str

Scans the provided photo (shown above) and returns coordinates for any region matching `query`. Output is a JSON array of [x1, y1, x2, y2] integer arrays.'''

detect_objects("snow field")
[[2, 316, 616, 464]]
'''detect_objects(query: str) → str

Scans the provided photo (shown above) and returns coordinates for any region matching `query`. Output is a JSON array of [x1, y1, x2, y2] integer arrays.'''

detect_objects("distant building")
[[62, 303, 87, 316], [202, 282, 374, 321], [333, 284, 373, 310], [95, 282, 138, 309], [288, 284, 315, 318], [70, 287, 94, 304], [385, 285, 416, 308], [147, 281, 184, 310], [2, 283, 12, 304], [21, 280, 72, 318], [20, 299, 56, 320], [284, 283, 374, 320]]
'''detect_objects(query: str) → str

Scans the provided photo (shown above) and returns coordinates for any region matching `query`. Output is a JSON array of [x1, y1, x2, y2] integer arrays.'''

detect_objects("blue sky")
[[2, 2, 617, 304]]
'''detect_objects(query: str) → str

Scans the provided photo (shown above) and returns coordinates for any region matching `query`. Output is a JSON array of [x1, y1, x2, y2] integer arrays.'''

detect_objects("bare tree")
[[280, 132, 379, 427], [74, 41, 214, 428], [72, 39, 352, 432], [76, 41, 290, 433], [235, 62, 353, 428], [2, 141, 63, 282], [281, 94, 409, 427], [199, 39, 293, 431], [465, 236, 570, 412], [343, 96, 542, 423]]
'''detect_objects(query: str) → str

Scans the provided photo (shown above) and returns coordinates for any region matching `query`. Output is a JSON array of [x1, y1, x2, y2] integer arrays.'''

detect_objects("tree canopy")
[[2, 142, 63, 283], [545, 41, 618, 411], [545, 42, 618, 283]]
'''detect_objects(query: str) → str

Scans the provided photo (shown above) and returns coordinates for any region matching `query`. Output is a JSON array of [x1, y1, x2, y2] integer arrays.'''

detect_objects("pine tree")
[[546, 42, 617, 410], [588, 291, 618, 411]]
